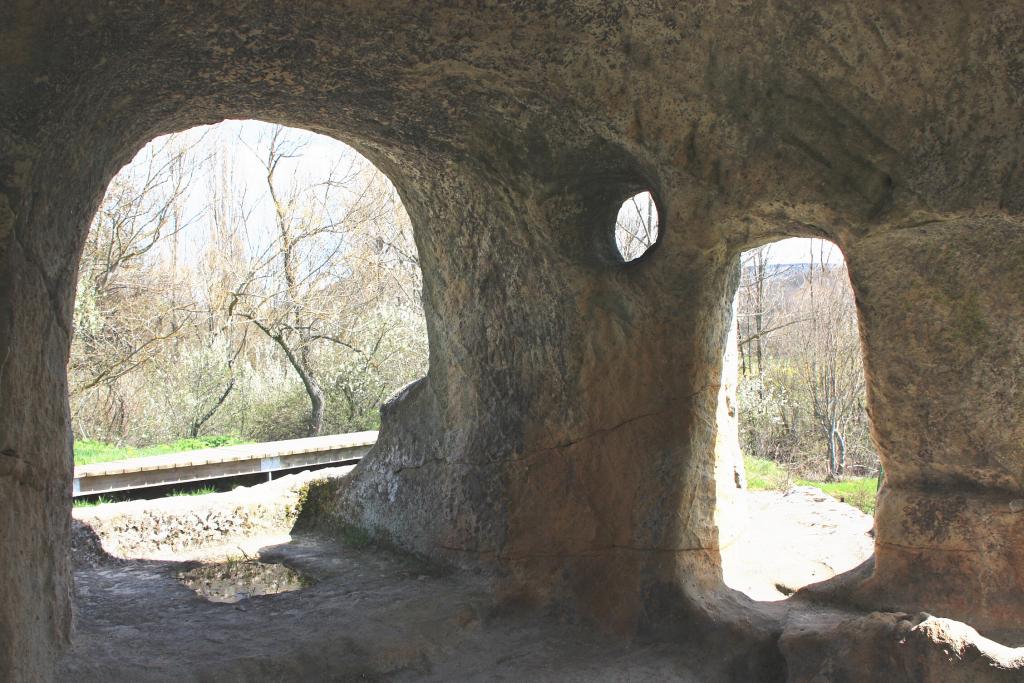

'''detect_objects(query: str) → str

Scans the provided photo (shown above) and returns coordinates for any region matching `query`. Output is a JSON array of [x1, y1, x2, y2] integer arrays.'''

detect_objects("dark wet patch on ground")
[[177, 559, 315, 603]]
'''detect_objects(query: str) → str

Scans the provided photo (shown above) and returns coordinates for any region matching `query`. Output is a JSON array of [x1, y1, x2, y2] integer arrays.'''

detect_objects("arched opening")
[[70, 119, 426, 500], [67, 119, 441, 644], [721, 237, 877, 601]]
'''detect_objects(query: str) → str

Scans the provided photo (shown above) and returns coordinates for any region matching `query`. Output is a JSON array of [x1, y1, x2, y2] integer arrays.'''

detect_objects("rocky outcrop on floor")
[[72, 467, 354, 559], [70, 519, 118, 569], [780, 611, 1024, 683]]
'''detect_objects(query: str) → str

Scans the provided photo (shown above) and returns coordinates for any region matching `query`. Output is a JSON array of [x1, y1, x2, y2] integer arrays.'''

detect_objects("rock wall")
[[1, 2, 1022, 680], [846, 217, 1024, 633]]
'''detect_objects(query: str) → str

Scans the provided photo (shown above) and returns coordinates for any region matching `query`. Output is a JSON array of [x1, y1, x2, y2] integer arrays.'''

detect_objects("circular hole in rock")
[[614, 191, 659, 261]]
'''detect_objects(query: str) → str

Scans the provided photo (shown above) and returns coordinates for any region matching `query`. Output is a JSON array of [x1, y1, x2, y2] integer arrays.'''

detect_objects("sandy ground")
[[62, 477, 876, 681]]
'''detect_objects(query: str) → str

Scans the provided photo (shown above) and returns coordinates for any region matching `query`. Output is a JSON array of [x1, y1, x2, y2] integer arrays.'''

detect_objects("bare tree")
[[735, 245, 808, 378], [791, 245, 864, 479], [226, 125, 396, 436], [70, 133, 207, 439], [70, 120, 429, 446], [734, 239, 876, 481], [178, 145, 259, 438]]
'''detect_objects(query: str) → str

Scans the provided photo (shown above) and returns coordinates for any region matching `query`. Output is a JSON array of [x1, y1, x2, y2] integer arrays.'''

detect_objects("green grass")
[[808, 478, 878, 516], [169, 485, 218, 497], [743, 455, 878, 515], [74, 435, 248, 466], [743, 455, 791, 491], [72, 495, 116, 508]]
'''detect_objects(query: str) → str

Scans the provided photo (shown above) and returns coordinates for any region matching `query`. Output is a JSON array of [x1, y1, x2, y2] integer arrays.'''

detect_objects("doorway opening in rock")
[[613, 190, 659, 261], [721, 237, 878, 602], [70, 120, 427, 505]]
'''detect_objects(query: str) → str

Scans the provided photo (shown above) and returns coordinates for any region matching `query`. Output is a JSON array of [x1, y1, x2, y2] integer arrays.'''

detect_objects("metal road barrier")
[[72, 431, 377, 497]]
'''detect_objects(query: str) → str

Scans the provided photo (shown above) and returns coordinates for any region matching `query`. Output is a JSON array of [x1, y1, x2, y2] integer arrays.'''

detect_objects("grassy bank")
[[74, 435, 248, 466], [743, 455, 878, 515]]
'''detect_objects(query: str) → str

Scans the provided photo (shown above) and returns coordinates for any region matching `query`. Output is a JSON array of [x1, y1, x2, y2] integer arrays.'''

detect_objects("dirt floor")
[[62, 474, 877, 681]]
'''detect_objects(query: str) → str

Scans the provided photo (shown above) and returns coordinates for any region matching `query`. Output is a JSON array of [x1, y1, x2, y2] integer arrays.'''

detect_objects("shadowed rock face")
[[1, 2, 1022, 680]]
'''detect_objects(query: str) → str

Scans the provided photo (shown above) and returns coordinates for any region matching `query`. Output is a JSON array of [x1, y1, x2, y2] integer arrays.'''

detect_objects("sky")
[[763, 237, 844, 265], [175, 119, 354, 184]]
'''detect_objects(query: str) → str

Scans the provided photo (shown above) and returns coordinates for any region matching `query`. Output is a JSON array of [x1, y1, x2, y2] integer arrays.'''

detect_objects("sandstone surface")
[[2, 3, 1023, 680]]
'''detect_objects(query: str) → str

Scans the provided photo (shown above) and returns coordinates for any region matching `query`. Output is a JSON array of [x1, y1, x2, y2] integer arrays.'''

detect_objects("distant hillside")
[[741, 262, 847, 298]]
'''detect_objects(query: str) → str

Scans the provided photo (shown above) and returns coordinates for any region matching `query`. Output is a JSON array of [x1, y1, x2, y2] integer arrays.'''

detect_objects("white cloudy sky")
[[763, 237, 844, 265]]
